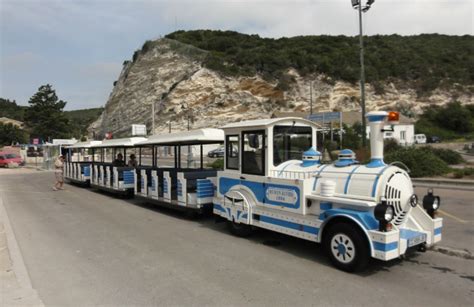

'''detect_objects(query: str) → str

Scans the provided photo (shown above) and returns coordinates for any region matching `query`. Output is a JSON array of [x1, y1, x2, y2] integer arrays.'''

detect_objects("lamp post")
[[181, 102, 194, 167], [351, 0, 374, 147]]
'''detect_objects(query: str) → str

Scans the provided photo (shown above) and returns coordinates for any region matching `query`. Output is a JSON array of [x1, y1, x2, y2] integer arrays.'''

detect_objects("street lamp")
[[181, 101, 194, 167], [351, 0, 374, 147]]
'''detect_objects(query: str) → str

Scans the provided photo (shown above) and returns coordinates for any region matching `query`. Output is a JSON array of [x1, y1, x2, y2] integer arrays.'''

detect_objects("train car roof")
[[220, 117, 320, 130], [137, 128, 224, 146], [67, 140, 103, 149], [91, 137, 147, 148]]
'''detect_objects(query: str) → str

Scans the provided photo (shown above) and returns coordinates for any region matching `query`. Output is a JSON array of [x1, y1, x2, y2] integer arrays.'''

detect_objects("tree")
[[24, 84, 71, 141], [0, 123, 29, 145]]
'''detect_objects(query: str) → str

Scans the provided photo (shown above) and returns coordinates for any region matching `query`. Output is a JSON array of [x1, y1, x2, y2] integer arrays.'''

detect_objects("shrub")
[[208, 158, 223, 170], [385, 147, 450, 177], [384, 138, 401, 153], [429, 148, 464, 165]]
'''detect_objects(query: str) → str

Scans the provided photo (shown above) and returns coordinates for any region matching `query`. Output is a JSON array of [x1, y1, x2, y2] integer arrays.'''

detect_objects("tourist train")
[[64, 112, 442, 272]]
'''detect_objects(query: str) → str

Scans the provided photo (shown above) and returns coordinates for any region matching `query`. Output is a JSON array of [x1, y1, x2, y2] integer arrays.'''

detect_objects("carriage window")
[[226, 135, 239, 170], [273, 125, 312, 166], [242, 131, 265, 176]]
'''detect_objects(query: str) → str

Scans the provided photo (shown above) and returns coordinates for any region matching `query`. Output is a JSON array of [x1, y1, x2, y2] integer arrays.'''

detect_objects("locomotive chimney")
[[365, 111, 388, 168]]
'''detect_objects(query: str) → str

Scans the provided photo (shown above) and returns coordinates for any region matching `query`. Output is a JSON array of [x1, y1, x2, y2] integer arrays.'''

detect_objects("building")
[[0, 117, 24, 128], [272, 111, 415, 146]]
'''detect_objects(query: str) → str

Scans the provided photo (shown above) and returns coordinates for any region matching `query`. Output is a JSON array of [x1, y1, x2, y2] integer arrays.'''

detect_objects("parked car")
[[0, 152, 25, 167], [208, 147, 225, 158], [414, 134, 427, 144], [427, 136, 441, 143], [27, 147, 38, 157]]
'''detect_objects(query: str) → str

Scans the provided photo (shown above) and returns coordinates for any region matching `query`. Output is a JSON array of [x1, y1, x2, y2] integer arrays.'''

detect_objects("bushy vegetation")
[[0, 98, 27, 121], [385, 147, 450, 178], [0, 123, 29, 145], [208, 158, 224, 169], [166, 30, 474, 95], [65, 108, 103, 139], [415, 102, 474, 140], [452, 167, 474, 179], [430, 148, 464, 165], [1, 85, 103, 144]]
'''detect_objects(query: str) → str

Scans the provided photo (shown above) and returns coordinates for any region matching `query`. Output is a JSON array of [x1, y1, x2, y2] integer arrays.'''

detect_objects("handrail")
[[389, 161, 410, 173]]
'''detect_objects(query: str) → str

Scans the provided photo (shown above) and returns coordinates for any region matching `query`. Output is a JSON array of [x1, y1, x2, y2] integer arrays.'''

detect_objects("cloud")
[[1, 52, 42, 71]]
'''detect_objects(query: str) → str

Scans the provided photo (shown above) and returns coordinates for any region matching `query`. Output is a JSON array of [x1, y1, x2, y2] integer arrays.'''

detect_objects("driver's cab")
[[221, 117, 319, 178]]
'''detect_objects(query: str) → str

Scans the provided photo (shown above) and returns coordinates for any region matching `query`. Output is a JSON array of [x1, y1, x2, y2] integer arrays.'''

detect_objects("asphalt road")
[[1, 169, 473, 306]]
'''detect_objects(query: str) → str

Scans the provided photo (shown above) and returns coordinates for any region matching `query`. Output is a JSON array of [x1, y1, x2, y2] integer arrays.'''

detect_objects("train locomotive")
[[213, 111, 442, 271]]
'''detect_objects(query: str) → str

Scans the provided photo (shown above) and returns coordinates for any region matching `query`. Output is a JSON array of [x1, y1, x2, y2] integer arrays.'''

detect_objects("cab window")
[[242, 131, 265, 175], [273, 125, 312, 166], [226, 135, 239, 170]]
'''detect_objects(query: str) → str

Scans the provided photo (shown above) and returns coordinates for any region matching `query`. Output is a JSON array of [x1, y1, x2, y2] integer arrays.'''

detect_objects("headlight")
[[422, 188, 440, 218], [374, 199, 394, 232], [432, 196, 440, 210], [410, 194, 418, 208], [384, 205, 394, 222]]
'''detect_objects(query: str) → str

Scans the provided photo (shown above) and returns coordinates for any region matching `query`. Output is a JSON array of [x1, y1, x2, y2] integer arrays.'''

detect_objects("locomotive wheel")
[[324, 223, 369, 272], [227, 220, 253, 237]]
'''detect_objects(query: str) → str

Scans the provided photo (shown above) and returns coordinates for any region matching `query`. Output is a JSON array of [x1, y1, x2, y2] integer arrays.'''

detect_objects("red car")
[[0, 152, 25, 167]]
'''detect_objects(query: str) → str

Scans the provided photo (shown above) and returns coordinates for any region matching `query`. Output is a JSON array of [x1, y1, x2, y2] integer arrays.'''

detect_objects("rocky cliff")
[[89, 38, 473, 137]]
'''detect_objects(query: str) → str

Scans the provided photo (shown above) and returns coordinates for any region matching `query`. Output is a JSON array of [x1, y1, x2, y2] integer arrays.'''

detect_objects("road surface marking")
[[438, 209, 469, 224]]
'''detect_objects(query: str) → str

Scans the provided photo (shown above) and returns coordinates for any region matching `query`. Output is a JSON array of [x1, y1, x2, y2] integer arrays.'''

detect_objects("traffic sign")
[[307, 112, 341, 122]]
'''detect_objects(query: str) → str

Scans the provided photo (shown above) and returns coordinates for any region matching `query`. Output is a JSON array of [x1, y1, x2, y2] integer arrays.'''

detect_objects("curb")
[[430, 245, 474, 260], [0, 194, 44, 306], [412, 178, 474, 191]]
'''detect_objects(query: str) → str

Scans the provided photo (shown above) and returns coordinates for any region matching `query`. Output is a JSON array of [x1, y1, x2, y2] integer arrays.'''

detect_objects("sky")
[[0, 0, 472, 110]]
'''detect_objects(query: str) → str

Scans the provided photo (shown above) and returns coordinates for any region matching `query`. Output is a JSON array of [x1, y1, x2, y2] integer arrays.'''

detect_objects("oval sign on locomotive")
[[265, 187, 298, 205]]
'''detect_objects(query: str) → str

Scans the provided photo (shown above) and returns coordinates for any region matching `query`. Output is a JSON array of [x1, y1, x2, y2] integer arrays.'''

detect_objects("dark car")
[[208, 147, 225, 158], [428, 136, 441, 143]]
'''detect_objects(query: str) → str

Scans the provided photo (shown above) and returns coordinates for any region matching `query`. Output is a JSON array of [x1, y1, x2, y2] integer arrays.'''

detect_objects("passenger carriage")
[[89, 137, 146, 196], [213, 114, 442, 271], [64, 140, 102, 186], [134, 128, 224, 214]]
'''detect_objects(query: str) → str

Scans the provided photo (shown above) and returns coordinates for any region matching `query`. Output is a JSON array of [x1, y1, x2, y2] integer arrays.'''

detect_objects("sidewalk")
[[0, 195, 43, 306]]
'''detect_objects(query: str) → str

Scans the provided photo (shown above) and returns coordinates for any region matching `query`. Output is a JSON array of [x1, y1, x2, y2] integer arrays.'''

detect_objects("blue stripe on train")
[[373, 241, 398, 252], [259, 215, 319, 235]]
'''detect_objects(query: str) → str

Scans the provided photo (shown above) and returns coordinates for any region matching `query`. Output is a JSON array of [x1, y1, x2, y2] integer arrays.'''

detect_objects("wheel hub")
[[331, 234, 355, 264]]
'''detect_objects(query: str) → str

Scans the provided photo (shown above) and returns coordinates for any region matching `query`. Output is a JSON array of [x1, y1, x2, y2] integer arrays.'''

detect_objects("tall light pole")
[[309, 81, 313, 115], [351, 0, 374, 147]]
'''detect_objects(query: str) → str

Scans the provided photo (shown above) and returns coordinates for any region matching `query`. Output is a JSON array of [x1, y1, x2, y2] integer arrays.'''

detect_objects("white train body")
[[213, 113, 442, 270]]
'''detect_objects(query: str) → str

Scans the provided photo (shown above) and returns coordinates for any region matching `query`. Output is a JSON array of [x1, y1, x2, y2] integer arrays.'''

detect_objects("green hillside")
[[165, 30, 474, 95], [65, 108, 103, 138], [0, 98, 27, 121], [0, 97, 102, 139]]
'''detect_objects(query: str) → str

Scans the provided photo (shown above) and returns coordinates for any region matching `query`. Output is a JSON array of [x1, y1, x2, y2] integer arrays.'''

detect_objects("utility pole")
[[151, 101, 155, 134], [358, 2, 367, 147], [351, 0, 374, 148], [310, 81, 313, 115]]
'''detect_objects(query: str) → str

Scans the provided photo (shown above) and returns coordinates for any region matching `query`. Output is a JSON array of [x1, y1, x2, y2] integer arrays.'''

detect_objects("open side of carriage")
[[89, 137, 146, 196], [64, 140, 102, 186], [134, 128, 224, 214]]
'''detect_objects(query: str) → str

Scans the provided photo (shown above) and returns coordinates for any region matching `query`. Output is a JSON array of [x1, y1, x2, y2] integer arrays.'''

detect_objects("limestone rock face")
[[89, 38, 473, 136]]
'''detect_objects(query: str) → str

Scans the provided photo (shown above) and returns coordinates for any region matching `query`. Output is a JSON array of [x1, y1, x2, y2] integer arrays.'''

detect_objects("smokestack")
[[366, 111, 388, 168]]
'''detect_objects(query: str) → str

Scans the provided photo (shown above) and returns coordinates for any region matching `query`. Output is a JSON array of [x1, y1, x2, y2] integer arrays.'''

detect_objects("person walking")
[[53, 155, 65, 191]]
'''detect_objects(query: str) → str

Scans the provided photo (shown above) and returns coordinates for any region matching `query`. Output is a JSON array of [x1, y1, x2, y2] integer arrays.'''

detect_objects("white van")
[[414, 134, 427, 144]]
